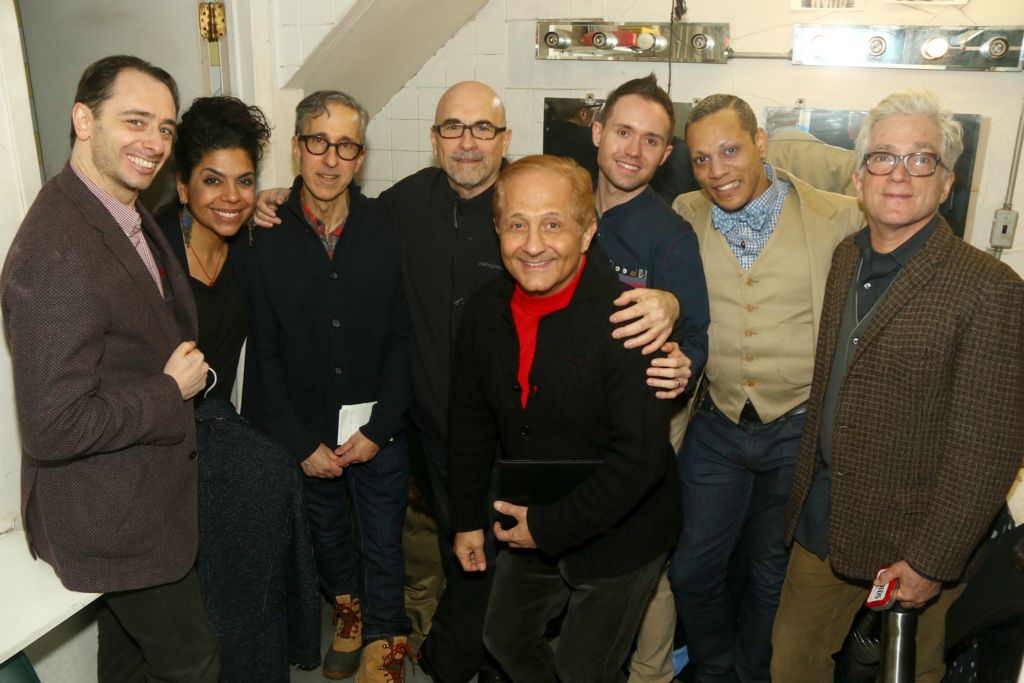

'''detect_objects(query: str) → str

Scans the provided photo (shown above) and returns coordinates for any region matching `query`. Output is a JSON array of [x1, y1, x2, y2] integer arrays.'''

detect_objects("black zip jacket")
[[380, 167, 504, 444]]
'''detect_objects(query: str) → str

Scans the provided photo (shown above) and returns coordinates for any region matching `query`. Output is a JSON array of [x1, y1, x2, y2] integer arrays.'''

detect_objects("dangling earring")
[[179, 205, 193, 246]]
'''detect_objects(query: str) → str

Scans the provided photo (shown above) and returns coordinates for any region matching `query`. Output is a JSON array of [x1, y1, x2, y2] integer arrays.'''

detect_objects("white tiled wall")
[[358, 3, 513, 198], [274, 0, 358, 86], [273, 0, 1024, 265], [271, 0, 734, 197]]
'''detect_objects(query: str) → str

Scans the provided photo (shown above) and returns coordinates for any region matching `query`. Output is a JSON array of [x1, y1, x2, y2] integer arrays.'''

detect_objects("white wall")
[[352, 0, 1024, 273], [274, 0, 358, 86], [0, 2, 102, 677], [0, 0, 41, 540]]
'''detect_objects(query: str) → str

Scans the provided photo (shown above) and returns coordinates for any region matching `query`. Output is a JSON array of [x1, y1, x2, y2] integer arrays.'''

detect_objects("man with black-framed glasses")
[[253, 81, 692, 683], [252, 81, 516, 683], [244, 89, 415, 681], [773, 89, 1024, 682]]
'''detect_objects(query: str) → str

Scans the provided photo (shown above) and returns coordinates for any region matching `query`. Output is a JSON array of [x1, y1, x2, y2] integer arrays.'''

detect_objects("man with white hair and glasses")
[[772, 89, 1024, 682]]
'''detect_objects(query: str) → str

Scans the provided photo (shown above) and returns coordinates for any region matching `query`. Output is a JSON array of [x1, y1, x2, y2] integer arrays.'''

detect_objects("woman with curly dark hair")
[[161, 96, 270, 400], [156, 96, 321, 681]]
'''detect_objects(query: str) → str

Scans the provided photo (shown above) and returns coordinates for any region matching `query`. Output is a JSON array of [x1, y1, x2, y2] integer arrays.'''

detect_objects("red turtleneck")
[[509, 256, 586, 409]]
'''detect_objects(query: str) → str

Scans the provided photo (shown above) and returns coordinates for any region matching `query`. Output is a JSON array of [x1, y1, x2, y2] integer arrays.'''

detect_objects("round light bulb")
[[921, 36, 950, 61]]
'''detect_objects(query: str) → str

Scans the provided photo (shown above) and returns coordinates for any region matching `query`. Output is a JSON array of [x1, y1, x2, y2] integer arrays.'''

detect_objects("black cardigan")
[[447, 254, 681, 579], [245, 178, 412, 461]]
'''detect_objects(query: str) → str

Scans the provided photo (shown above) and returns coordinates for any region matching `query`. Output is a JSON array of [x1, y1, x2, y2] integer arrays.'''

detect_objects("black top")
[[189, 263, 247, 403], [155, 206, 250, 407], [447, 256, 681, 579], [245, 177, 411, 462], [379, 167, 505, 444], [597, 187, 710, 376]]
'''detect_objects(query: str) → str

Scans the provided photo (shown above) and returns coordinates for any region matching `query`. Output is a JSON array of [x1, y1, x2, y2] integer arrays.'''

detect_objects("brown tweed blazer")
[[785, 218, 1024, 583], [1, 163, 198, 593]]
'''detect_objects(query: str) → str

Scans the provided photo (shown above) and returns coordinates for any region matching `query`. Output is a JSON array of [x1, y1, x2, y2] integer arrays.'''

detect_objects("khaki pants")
[[771, 543, 965, 683], [628, 567, 676, 683], [627, 395, 699, 683], [402, 504, 444, 649]]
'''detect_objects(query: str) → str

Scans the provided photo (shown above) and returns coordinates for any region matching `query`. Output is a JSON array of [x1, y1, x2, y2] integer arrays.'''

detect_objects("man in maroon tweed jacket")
[[771, 89, 1024, 682], [1, 56, 217, 681]]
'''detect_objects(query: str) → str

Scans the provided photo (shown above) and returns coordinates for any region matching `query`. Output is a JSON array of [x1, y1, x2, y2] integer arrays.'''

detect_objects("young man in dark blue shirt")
[[592, 75, 709, 385], [590, 74, 710, 682]]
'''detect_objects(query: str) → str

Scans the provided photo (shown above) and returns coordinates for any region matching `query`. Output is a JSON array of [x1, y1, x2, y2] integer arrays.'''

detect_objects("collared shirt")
[[301, 188, 345, 259], [852, 215, 940, 319], [71, 163, 164, 297], [711, 163, 790, 270]]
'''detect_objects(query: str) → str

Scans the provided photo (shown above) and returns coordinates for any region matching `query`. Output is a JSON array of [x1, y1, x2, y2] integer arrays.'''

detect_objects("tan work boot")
[[323, 595, 363, 680], [356, 635, 416, 683]]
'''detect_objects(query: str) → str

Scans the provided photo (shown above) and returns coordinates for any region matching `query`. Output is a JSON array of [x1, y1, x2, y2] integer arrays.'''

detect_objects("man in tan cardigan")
[[772, 90, 1024, 682], [669, 94, 862, 683]]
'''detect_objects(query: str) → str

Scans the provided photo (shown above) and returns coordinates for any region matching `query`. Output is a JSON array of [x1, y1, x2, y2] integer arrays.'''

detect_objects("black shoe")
[[477, 671, 510, 683]]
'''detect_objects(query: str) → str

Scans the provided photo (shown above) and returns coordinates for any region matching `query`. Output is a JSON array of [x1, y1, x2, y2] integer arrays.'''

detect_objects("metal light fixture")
[[792, 24, 1024, 71], [536, 20, 730, 64]]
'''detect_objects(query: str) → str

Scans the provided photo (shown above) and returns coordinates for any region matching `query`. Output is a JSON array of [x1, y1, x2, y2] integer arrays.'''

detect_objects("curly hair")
[[174, 96, 272, 183]]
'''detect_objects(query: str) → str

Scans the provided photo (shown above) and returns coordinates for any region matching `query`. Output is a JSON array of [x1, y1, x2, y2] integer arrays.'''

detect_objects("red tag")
[[865, 565, 897, 611]]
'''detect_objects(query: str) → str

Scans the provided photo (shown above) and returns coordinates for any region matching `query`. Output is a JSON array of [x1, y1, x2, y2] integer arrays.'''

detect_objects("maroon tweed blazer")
[[785, 219, 1024, 583], [1, 163, 198, 592]]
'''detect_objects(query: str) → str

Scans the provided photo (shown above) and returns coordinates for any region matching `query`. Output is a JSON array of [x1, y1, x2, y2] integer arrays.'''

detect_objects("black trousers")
[[484, 550, 667, 683], [97, 568, 219, 683], [415, 428, 499, 682]]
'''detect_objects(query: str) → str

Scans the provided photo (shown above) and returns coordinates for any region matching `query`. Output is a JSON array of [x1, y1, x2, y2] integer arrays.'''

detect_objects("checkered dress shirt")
[[71, 163, 164, 297], [711, 163, 790, 270]]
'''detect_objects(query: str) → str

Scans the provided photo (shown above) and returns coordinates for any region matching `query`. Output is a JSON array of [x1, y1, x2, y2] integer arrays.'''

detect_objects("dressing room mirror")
[[543, 97, 697, 207], [765, 106, 982, 238], [543, 97, 981, 238]]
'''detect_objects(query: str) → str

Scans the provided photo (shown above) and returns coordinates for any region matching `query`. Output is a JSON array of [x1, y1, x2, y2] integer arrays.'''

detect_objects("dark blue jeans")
[[301, 435, 411, 640], [668, 401, 803, 683]]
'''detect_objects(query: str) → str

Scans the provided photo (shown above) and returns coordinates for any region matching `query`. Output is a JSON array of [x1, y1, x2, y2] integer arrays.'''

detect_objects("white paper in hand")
[[337, 402, 376, 444]]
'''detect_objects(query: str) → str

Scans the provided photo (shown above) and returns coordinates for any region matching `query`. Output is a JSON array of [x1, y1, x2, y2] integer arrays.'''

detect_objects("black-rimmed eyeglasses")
[[298, 135, 365, 160], [863, 151, 943, 177], [433, 121, 507, 140]]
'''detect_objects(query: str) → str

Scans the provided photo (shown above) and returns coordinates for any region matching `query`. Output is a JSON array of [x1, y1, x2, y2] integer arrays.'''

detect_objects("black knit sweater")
[[447, 254, 681, 579]]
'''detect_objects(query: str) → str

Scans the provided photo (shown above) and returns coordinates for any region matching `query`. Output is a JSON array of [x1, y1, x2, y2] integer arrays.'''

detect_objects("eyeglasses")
[[863, 151, 943, 177], [298, 135, 365, 160], [433, 121, 507, 140]]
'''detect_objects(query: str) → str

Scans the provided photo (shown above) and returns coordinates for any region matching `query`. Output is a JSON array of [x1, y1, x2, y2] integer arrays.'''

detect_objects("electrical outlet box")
[[991, 208, 1019, 249]]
